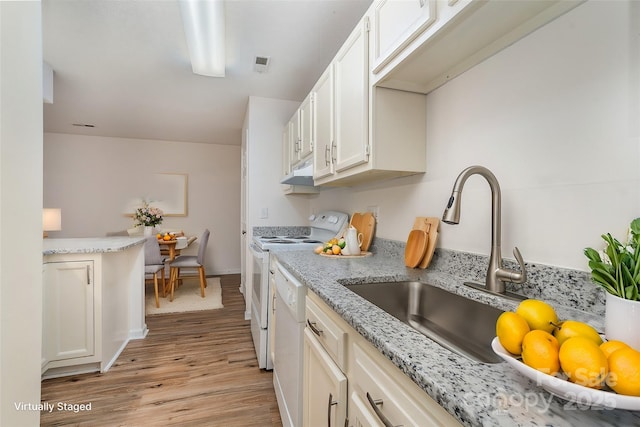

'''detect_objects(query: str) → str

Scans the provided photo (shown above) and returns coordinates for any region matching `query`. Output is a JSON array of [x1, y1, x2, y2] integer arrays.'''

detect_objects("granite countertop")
[[272, 246, 640, 427], [43, 236, 146, 255]]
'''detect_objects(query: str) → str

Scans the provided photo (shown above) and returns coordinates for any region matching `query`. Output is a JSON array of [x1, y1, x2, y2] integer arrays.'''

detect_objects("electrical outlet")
[[260, 207, 268, 219], [366, 205, 379, 223]]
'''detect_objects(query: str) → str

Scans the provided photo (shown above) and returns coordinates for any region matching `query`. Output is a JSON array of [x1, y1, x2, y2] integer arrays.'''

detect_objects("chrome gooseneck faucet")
[[442, 165, 527, 294]]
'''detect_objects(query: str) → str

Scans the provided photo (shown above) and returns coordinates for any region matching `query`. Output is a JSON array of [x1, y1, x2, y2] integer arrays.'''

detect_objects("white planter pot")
[[605, 292, 640, 351], [143, 226, 154, 237]]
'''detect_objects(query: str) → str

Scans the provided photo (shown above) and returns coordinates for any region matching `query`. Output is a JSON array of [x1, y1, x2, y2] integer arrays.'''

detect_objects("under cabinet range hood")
[[281, 161, 314, 186]]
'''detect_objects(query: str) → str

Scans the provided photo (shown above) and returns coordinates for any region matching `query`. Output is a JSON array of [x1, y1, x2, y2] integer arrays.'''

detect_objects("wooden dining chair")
[[168, 229, 210, 301], [144, 236, 166, 308]]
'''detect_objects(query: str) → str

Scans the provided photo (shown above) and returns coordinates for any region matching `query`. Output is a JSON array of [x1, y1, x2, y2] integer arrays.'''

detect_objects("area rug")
[[146, 276, 223, 315]]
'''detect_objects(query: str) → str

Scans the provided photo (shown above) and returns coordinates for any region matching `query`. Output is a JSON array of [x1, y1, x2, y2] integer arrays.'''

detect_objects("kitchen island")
[[42, 237, 147, 378], [273, 242, 640, 427]]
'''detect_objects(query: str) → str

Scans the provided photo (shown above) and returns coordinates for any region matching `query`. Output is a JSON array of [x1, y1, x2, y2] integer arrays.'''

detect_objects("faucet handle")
[[510, 247, 527, 284], [496, 247, 527, 284]]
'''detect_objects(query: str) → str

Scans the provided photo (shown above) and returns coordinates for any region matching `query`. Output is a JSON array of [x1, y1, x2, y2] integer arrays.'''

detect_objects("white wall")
[[0, 1, 43, 425], [244, 96, 311, 231], [312, 0, 640, 270], [44, 133, 241, 275]]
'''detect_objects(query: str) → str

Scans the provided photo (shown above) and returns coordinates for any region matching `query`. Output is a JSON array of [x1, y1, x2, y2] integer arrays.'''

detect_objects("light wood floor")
[[40, 275, 282, 427]]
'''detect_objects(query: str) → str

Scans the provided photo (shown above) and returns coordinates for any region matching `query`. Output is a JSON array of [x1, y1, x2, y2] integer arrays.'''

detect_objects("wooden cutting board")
[[412, 217, 440, 269], [349, 212, 375, 252], [404, 229, 428, 268]]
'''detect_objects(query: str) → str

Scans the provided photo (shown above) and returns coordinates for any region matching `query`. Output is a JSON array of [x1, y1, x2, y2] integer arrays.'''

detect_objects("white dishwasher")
[[273, 261, 306, 427]]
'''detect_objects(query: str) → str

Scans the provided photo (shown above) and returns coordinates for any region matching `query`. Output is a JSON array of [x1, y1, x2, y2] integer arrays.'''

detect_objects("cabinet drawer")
[[352, 341, 460, 426], [306, 296, 348, 370]]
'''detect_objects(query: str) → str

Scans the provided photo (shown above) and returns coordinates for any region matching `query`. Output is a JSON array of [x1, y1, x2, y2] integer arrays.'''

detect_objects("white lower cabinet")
[[42, 260, 98, 369], [42, 242, 146, 379], [303, 328, 348, 427], [304, 290, 461, 427]]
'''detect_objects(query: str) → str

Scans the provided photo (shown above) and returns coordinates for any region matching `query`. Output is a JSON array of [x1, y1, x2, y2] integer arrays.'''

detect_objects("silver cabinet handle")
[[307, 319, 323, 336], [366, 392, 398, 427], [419, 0, 425, 8], [86, 265, 91, 285], [327, 393, 338, 427], [325, 145, 330, 166]]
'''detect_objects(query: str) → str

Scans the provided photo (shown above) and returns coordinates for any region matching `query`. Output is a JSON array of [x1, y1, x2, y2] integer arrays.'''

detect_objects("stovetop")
[[253, 234, 327, 251], [253, 211, 349, 251]]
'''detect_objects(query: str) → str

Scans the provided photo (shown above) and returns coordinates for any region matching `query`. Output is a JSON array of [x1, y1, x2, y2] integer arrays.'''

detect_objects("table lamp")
[[43, 208, 62, 238]]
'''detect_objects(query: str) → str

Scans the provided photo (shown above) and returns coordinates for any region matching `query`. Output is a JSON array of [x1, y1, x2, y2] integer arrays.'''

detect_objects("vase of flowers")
[[133, 202, 164, 237], [584, 217, 640, 350]]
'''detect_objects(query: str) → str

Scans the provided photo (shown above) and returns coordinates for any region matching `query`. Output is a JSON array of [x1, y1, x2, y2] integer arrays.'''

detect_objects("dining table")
[[157, 236, 197, 261]]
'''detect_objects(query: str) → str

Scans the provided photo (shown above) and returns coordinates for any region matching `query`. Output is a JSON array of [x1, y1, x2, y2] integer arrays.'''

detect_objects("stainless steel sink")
[[345, 281, 504, 364]]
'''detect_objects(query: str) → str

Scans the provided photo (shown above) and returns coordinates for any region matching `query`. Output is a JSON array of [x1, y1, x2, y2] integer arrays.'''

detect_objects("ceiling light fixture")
[[179, 0, 226, 77]]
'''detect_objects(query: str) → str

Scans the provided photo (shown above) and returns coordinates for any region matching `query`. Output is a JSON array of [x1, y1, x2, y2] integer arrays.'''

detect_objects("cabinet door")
[[303, 329, 347, 427], [371, 0, 436, 73], [334, 18, 369, 173], [299, 93, 314, 159], [312, 66, 335, 180], [282, 125, 291, 178], [43, 261, 95, 361], [288, 112, 300, 168]]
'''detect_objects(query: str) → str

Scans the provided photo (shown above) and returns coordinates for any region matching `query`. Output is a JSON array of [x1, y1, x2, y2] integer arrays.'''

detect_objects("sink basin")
[[345, 281, 504, 364]]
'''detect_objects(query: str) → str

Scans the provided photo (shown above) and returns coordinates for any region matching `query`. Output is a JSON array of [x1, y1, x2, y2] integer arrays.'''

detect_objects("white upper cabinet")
[[282, 121, 291, 177], [312, 18, 370, 182], [313, 17, 427, 187], [298, 93, 313, 160], [372, 0, 583, 93], [287, 111, 299, 169], [370, 0, 436, 74], [312, 66, 334, 180], [293, 0, 582, 187], [284, 93, 314, 176], [333, 18, 370, 173]]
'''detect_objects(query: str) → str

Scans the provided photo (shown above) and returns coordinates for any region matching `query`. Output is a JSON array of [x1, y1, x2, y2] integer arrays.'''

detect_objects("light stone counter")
[[43, 236, 146, 255], [273, 240, 640, 427]]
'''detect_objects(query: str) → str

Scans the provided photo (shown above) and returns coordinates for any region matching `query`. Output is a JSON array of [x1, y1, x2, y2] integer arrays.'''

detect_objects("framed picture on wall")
[[124, 173, 188, 216]]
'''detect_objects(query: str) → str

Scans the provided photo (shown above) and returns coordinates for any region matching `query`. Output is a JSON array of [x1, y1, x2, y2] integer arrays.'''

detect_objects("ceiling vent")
[[254, 56, 270, 73]]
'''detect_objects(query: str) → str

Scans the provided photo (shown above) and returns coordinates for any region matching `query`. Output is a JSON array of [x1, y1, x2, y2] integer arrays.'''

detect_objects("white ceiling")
[[42, 0, 372, 146]]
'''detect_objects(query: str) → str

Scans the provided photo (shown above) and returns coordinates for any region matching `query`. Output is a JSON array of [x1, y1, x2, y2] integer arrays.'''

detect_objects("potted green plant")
[[584, 217, 640, 350]]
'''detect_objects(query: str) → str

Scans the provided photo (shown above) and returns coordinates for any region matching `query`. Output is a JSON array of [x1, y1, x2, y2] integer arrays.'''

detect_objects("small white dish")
[[491, 337, 640, 411]]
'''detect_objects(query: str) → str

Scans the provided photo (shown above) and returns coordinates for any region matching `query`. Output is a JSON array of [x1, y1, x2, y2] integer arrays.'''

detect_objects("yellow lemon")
[[553, 320, 603, 346], [515, 299, 558, 333], [496, 312, 530, 355], [559, 336, 608, 389], [521, 330, 560, 376], [156, 233, 162, 239], [600, 340, 631, 360], [331, 245, 341, 255], [606, 347, 640, 396]]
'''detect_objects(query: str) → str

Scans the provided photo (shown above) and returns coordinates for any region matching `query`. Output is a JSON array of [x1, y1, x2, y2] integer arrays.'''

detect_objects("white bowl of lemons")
[[493, 299, 640, 410]]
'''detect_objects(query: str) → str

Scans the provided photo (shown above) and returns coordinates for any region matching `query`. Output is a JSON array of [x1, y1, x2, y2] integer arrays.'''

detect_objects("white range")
[[248, 211, 349, 370]]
